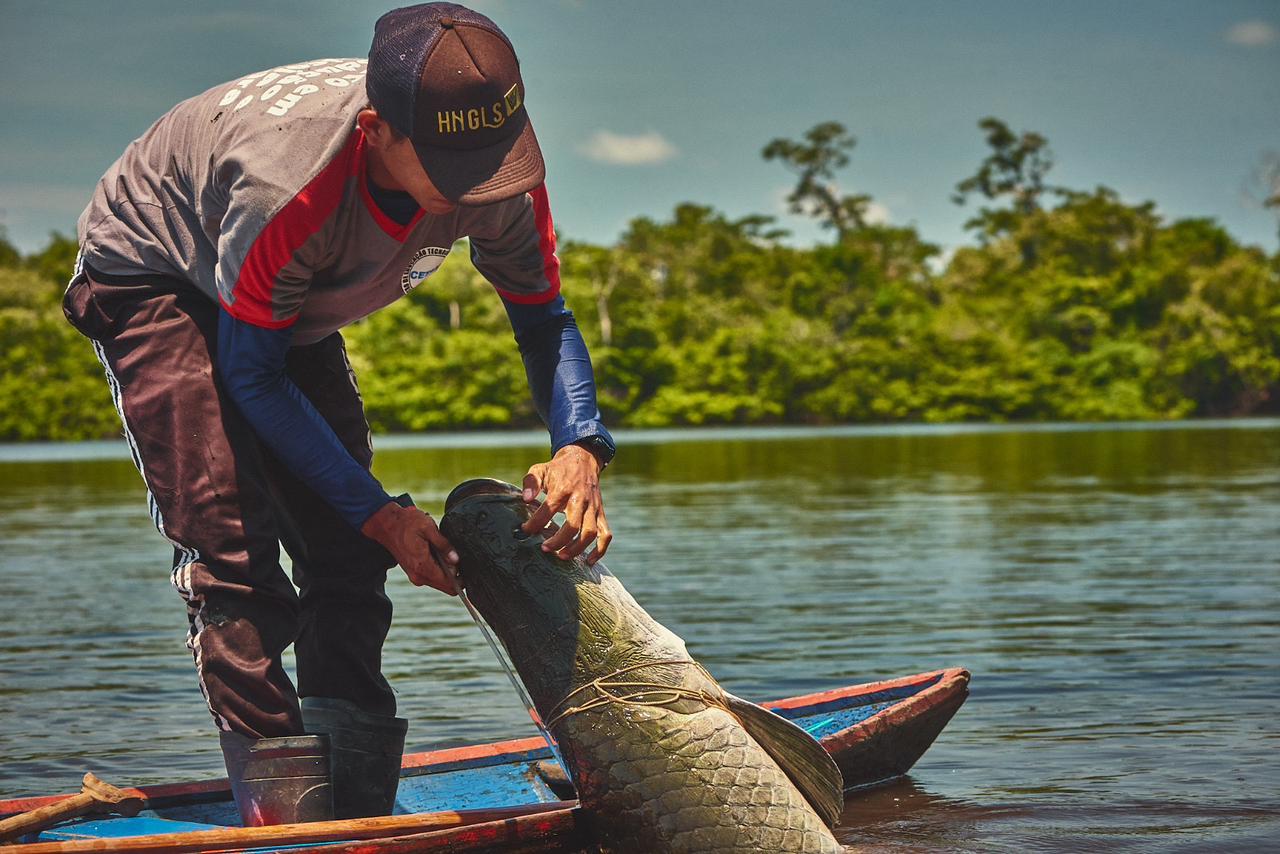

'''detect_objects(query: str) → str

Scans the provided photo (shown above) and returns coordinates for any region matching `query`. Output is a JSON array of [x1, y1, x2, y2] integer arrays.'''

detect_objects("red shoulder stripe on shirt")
[[494, 184, 562, 305], [224, 132, 362, 328]]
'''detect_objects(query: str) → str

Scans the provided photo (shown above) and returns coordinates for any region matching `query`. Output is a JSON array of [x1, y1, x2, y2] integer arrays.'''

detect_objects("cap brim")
[[414, 116, 545, 205]]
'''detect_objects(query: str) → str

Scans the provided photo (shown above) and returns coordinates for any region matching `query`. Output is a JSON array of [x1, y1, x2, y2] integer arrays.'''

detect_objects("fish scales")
[[564, 693, 842, 851], [440, 479, 845, 854]]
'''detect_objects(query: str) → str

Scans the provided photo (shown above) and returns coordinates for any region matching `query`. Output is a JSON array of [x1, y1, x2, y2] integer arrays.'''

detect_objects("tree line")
[[1, 117, 1277, 441]]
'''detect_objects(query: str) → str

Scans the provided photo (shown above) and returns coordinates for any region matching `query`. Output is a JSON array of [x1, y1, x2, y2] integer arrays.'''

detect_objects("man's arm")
[[215, 311, 389, 526], [216, 310, 457, 593], [212, 143, 459, 593], [500, 294, 615, 563], [469, 185, 615, 563], [503, 295, 616, 463]]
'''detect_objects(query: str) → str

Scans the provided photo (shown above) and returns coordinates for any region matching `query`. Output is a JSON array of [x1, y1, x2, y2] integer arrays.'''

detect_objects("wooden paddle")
[[2, 801, 576, 853], [251, 806, 587, 854], [0, 774, 145, 844]]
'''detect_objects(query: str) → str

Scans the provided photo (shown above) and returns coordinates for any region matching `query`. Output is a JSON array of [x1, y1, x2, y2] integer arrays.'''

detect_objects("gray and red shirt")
[[78, 57, 559, 344], [75, 58, 613, 530]]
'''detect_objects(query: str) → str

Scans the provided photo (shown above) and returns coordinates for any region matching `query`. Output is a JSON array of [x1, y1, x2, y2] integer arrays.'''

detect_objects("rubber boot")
[[301, 697, 408, 818], [219, 732, 334, 826]]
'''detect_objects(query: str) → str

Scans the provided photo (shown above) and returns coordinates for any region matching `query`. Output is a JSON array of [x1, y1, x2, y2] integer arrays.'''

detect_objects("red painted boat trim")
[[818, 668, 970, 765], [400, 735, 549, 771], [767, 667, 963, 711]]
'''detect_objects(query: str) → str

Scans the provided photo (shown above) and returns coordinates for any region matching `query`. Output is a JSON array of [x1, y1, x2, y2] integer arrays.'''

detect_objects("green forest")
[[2, 118, 1278, 441]]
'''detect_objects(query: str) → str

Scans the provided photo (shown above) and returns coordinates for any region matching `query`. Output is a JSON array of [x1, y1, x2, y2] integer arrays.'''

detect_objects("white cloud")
[[1225, 21, 1278, 47], [864, 201, 892, 225], [579, 130, 677, 166]]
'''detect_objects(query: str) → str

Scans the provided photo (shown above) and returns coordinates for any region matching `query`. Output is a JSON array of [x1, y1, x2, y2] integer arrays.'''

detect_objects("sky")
[[2, 0, 1278, 256]]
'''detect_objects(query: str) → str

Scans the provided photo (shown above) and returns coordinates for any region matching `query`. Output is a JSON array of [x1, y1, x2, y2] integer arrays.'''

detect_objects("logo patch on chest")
[[402, 246, 450, 293]]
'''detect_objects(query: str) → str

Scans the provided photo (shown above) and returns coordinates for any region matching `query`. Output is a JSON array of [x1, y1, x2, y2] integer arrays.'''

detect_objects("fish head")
[[440, 478, 588, 705], [440, 479, 539, 595]]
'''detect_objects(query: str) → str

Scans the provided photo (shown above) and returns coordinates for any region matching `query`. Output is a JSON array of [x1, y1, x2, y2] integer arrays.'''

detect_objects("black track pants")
[[65, 270, 397, 739]]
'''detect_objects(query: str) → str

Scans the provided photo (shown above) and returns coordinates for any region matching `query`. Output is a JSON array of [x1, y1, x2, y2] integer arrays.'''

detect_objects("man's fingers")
[[520, 448, 613, 561], [524, 484, 569, 533], [406, 556, 457, 596], [558, 517, 598, 561], [369, 504, 458, 596], [523, 500, 556, 534], [426, 564, 457, 595], [419, 521, 459, 565], [555, 493, 587, 540], [520, 466, 551, 533], [429, 544, 460, 589], [542, 517, 580, 553], [550, 495, 593, 559], [522, 468, 545, 504], [432, 564, 458, 595], [587, 522, 613, 565]]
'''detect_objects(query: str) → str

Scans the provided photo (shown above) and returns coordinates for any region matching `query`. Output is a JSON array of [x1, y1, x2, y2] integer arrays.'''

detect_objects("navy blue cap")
[[367, 3, 544, 204]]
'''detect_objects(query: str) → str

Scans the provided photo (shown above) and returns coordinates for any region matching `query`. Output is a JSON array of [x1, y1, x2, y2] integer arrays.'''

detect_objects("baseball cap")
[[366, 2, 544, 205]]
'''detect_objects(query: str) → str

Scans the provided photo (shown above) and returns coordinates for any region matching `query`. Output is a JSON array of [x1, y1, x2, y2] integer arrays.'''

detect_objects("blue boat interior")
[[31, 676, 937, 843]]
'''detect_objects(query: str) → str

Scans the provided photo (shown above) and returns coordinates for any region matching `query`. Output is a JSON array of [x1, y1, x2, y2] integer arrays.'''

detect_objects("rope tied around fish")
[[544, 659, 732, 728]]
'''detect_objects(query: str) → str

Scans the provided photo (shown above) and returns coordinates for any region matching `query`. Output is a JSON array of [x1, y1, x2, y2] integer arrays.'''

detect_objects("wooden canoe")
[[0, 667, 968, 852]]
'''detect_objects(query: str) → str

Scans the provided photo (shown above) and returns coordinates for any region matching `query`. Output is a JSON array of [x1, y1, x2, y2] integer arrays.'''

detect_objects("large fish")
[[439, 478, 845, 854]]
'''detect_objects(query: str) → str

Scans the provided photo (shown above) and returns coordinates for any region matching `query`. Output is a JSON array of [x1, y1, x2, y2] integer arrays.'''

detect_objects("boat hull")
[[0, 668, 969, 852]]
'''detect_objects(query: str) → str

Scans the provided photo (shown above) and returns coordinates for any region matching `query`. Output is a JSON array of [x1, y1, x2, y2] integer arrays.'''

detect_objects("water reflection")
[[839, 778, 1280, 852], [1, 423, 1278, 850]]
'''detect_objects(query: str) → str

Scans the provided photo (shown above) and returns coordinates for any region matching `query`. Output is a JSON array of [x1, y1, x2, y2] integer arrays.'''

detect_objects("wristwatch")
[[572, 434, 616, 470]]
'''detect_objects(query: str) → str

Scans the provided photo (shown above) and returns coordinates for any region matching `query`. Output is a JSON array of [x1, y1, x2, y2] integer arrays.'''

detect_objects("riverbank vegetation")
[[2, 118, 1277, 440]]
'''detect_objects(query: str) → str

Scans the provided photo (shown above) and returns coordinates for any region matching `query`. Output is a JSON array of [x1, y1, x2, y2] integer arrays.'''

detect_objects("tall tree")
[[953, 117, 1055, 214], [562, 242, 625, 346], [763, 121, 874, 241], [953, 117, 1058, 266]]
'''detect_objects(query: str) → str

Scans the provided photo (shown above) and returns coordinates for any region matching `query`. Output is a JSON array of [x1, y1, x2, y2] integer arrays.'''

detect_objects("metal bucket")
[[237, 734, 333, 826]]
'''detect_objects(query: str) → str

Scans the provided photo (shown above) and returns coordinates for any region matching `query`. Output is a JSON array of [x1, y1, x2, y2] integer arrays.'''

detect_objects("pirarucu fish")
[[440, 478, 845, 853]]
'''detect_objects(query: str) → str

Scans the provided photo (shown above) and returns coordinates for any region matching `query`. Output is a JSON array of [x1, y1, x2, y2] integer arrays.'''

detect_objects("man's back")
[[77, 57, 551, 344], [80, 59, 368, 303]]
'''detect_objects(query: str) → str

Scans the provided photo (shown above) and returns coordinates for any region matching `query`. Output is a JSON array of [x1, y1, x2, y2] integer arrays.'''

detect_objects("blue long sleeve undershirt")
[[503, 296, 615, 458], [216, 311, 391, 529], [216, 294, 613, 532]]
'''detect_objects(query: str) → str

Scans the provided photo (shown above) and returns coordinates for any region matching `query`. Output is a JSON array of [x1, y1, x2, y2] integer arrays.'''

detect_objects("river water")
[[1, 422, 1277, 851]]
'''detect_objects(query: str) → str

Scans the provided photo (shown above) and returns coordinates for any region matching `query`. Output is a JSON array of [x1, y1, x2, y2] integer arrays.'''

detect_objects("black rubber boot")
[[219, 732, 334, 826], [300, 697, 408, 818]]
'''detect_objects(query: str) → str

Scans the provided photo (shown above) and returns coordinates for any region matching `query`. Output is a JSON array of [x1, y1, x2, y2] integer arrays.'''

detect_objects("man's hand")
[[523, 444, 611, 564], [361, 501, 459, 595]]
